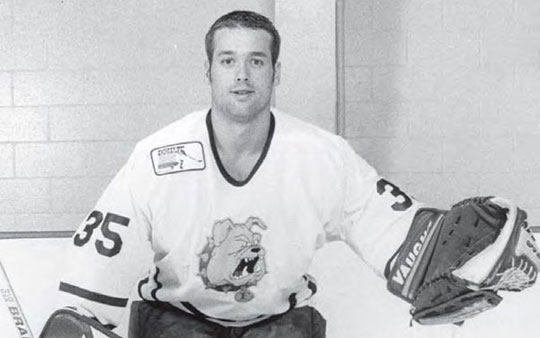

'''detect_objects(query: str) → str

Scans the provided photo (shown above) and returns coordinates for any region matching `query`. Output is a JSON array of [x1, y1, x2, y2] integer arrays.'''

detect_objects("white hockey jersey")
[[58, 109, 421, 327]]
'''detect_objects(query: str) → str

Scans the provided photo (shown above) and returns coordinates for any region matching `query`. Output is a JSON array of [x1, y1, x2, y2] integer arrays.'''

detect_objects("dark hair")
[[205, 10, 281, 67]]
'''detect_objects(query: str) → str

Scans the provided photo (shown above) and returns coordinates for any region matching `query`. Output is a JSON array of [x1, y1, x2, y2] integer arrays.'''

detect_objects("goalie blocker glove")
[[385, 196, 540, 325]]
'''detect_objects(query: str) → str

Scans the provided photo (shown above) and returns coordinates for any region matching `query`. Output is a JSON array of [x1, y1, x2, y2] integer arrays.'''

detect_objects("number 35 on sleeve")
[[74, 210, 130, 258]]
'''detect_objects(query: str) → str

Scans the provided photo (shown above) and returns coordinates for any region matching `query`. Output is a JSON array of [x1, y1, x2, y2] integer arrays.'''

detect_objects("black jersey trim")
[[150, 267, 162, 301], [59, 282, 128, 307], [287, 275, 318, 311], [307, 279, 317, 294], [137, 267, 162, 301], [137, 276, 150, 301], [179, 301, 267, 323], [288, 293, 298, 310], [206, 110, 275, 187]]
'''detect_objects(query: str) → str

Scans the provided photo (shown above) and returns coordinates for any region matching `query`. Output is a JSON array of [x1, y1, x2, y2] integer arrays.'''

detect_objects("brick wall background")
[[343, 0, 540, 222], [0, 0, 337, 233], [0, 0, 274, 232]]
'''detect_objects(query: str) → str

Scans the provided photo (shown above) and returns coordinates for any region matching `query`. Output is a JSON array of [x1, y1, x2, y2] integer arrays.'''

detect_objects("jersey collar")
[[206, 110, 275, 187]]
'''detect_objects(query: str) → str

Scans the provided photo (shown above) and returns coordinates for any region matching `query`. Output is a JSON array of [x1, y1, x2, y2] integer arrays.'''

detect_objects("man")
[[40, 10, 540, 338]]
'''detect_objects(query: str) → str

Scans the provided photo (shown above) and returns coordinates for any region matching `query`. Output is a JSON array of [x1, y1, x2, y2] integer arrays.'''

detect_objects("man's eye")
[[251, 59, 264, 66], [221, 58, 234, 65]]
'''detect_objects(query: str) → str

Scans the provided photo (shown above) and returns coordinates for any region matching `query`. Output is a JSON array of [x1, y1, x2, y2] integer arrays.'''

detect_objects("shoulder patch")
[[151, 141, 206, 176]]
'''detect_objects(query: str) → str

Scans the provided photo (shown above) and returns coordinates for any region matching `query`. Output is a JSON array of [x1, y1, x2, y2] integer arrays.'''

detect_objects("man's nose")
[[236, 62, 250, 82]]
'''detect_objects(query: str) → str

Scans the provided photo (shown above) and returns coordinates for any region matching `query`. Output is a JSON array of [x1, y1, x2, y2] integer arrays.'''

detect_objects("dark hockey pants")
[[129, 301, 326, 338]]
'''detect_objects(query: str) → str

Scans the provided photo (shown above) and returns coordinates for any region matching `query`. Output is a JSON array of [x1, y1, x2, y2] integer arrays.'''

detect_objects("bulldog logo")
[[198, 217, 267, 302]]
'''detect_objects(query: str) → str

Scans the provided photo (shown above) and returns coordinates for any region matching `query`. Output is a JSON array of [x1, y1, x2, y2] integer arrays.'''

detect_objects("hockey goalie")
[[38, 9, 540, 338]]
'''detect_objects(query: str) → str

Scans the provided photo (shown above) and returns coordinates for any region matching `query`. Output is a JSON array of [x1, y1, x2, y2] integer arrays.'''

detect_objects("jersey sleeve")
[[56, 143, 153, 328], [333, 139, 423, 277]]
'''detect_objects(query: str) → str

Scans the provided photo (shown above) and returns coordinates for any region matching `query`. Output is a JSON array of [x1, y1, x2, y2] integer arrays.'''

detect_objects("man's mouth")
[[231, 89, 255, 96], [232, 256, 261, 280]]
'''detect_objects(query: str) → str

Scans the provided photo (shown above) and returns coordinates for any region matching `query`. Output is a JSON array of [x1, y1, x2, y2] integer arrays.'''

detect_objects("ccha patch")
[[151, 141, 206, 176]]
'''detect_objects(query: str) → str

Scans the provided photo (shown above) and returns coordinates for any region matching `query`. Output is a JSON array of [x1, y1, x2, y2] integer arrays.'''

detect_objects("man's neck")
[[211, 108, 272, 157]]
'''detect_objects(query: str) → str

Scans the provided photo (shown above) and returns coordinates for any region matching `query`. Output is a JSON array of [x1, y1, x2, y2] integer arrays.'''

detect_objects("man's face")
[[207, 27, 280, 122]]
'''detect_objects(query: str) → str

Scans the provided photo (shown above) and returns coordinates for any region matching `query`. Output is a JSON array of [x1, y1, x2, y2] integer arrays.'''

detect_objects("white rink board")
[[0, 237, 70, 336]]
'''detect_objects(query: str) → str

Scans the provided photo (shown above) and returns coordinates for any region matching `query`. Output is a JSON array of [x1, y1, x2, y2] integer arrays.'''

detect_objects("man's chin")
[[232, 93, 255, 102], [221, 103, 270, 123]]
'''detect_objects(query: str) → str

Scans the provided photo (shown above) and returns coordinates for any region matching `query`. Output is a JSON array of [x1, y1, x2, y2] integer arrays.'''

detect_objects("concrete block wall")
[[0, 0, 337, 233], [0, 0, 274, 232], [343, 0, 540, 223]]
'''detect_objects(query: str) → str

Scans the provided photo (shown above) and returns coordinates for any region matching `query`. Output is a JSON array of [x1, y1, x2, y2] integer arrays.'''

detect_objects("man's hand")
[[385, 197, 540, 325]]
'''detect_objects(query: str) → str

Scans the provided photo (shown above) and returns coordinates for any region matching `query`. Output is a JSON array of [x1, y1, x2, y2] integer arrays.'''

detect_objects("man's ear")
[[273, 61, 281, 86], [205, 60, 211, 83]]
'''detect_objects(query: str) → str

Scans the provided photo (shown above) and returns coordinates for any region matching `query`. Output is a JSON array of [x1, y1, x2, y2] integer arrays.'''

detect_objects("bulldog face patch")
[[151, 142, 205, 175], [199, 217, 267, 302]]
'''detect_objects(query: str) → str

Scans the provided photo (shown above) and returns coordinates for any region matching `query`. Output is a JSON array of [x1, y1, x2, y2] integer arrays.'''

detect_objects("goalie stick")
[[0, 260, 35, 338]]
